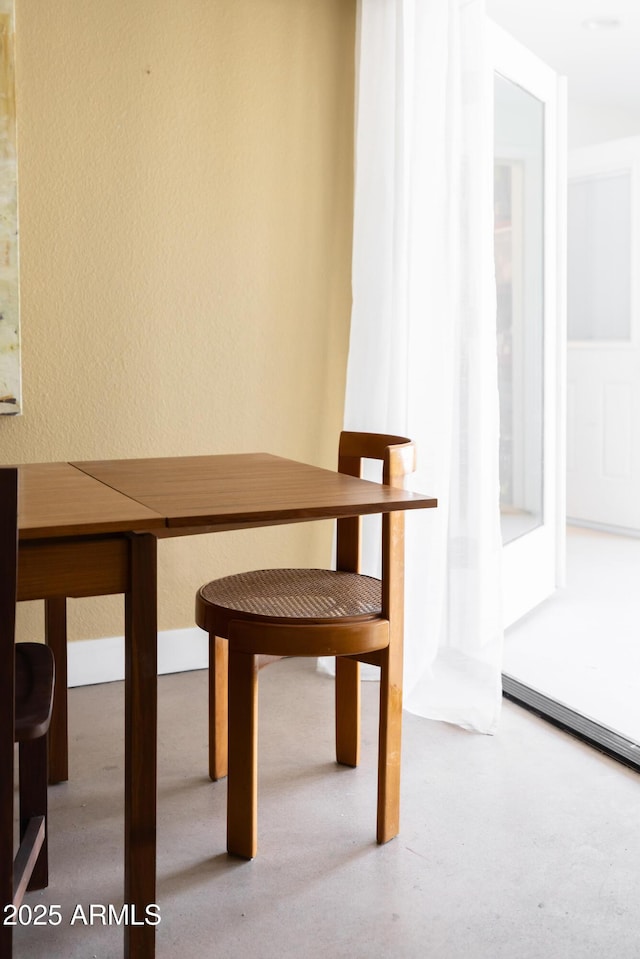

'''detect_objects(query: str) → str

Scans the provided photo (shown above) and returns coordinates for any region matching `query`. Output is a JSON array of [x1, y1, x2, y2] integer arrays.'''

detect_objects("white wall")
[[569, 99, 640, 149]]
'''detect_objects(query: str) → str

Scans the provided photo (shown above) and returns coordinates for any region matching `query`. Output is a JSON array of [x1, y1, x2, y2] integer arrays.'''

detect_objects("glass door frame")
[[489, 20, 567, 628]]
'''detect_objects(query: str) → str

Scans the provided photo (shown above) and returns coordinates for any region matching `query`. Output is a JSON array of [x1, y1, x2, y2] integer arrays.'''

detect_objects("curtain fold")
[[343, 0, 503, 733]]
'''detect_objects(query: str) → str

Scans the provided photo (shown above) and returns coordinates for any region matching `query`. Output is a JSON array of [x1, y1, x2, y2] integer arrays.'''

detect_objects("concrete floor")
[[14, 659, 640, 958]]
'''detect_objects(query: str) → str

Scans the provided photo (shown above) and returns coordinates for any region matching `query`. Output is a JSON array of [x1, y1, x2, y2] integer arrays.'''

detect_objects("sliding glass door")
[[490, 22, 566, 626]]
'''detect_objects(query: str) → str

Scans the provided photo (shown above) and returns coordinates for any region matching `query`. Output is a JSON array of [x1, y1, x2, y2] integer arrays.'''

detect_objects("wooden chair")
[[1, 469, 55, 955], [195, 432, 416, 858]]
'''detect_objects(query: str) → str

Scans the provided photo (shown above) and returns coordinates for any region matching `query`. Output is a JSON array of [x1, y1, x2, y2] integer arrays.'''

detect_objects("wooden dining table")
[[16, 452, 436, 959]]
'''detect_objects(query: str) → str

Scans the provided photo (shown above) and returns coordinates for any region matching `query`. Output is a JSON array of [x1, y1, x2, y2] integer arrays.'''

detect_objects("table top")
[[16, 463, 165, 540], [16, 454, 436, 541], [72, 453, 437, 530]]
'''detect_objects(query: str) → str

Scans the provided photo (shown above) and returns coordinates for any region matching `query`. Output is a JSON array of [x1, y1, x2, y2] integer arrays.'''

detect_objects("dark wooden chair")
[[1, 468, 55, 955], [195, 432, 415, 858]]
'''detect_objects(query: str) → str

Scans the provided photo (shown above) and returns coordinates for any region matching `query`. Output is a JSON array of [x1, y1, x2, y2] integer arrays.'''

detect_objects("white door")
[[490, 23, 567, 627], [567, 138, 640, 532]]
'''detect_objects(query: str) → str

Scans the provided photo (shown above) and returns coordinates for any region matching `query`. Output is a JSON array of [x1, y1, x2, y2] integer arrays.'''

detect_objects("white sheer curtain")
[[343, 0, 503, 733]]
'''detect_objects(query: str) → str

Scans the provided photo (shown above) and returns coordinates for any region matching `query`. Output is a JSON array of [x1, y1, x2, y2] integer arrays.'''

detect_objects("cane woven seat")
[[197, 568, 382, 628]]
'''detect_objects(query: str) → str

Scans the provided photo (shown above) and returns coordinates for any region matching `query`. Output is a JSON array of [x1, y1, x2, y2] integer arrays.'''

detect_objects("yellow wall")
[[4, 0, 355, 642]]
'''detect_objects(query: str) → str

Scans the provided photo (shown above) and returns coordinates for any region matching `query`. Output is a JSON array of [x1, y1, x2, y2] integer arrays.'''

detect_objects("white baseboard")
[[67, 627, 208, 688], [567, 518, 640, 539]]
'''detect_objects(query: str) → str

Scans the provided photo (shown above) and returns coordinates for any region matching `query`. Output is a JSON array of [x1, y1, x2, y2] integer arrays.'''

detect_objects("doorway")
[[567, 137, 640, 531], [502, 135, 640, 757], [489, 7, 640, 764]]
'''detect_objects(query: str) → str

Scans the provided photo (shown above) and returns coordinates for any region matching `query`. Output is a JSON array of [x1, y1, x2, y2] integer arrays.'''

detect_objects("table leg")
[[45, 597, 68, 784], [124, 533, 158, 959]]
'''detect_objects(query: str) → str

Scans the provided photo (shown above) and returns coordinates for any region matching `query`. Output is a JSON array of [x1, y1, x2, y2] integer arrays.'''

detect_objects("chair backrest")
[[0, 466, 18, 659], [337, 432, 417, 487], [336, 432, 416, 621], [0, 468, 18, 919]]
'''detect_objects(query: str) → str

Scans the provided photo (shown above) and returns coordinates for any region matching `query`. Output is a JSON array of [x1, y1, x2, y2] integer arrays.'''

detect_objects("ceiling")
[[486, 0, 640, 115]]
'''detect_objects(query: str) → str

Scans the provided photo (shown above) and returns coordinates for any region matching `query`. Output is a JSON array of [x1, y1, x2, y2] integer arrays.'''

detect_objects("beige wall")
[[4, 0, 355, 642]]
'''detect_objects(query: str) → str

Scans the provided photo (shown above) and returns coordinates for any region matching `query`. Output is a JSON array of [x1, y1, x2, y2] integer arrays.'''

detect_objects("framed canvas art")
[[0, 0, 19, 415]]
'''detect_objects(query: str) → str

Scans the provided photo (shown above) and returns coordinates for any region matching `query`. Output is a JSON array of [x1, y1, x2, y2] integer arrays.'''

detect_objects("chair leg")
[[335, 656, 360, 767], [209, 635, 228, 781], [227, 650, 258, 860], [1, 674, 14, 956], [19, 736, 49, 890], [0, 909, 12, 957], [376, 649, 402, 845], [46, 597, 68, 784]]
